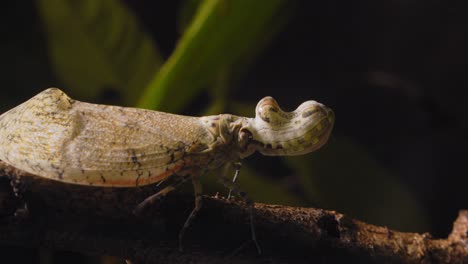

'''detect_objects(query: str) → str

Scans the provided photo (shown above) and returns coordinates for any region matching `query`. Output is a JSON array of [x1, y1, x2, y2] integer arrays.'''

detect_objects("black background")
[[1, 1, 467, 262]]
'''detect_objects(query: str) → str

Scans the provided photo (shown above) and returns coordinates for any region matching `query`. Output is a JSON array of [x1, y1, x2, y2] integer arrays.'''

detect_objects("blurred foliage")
[[0, 1, 434, 262], [284, 136, 428, 232], [36, 0, 163, 105], [137, 0, 290, 112], [9, 0, 427, 229]]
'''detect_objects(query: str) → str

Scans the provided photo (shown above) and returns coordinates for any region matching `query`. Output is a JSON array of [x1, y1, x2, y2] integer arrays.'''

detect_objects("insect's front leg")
[[178, 173, 203, 252], [133, 174, 190, 216], [218, 174, 262, 254], [227, 161, 242, 199], [8, 175, 31, 218]]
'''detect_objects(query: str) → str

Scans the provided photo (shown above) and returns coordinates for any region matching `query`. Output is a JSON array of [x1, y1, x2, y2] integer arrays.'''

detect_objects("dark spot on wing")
[[100, 173, 106, 183], [131, 150, 142, 168], [57, 170, 64, 180], [131, 150, 138, 163], [66, 97, 74, 105], [50, 164, 65, 180], [135, 170, 144, 186]]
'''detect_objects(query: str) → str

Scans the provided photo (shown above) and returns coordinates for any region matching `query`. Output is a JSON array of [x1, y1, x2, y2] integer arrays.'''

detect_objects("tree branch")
[[0, 164, 466, 263]]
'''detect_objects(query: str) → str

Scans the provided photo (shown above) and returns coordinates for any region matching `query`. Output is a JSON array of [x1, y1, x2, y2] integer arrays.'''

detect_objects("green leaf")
[[36, 0, 163, 104], [138, 0, 289, 111]]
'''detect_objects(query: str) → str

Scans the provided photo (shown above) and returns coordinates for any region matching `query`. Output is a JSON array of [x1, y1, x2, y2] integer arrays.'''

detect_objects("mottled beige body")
[[0, 88, 334, 188], [0, 88, 232, 186]]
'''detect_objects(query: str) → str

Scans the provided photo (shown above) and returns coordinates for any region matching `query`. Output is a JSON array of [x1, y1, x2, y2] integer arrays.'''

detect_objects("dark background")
[[1, 1, 467, 262]]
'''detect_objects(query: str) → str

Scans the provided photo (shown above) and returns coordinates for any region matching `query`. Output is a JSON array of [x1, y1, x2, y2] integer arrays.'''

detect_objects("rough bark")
[[0, 163, 466, 264]]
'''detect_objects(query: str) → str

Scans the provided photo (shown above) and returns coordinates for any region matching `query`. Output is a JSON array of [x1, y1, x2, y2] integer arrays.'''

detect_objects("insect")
[[0, 88, 334, 253]]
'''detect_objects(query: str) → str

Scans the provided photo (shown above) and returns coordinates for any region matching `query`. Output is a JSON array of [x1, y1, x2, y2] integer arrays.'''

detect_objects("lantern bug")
[[0, 88, 334, 253]]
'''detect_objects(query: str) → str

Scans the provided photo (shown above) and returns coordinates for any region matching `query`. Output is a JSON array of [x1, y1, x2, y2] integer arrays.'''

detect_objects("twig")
[[0, 165, 466, 263]]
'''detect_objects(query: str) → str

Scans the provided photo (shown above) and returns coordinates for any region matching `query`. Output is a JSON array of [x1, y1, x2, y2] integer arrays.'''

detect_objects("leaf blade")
[[37, 0, 163, 104], [138, 0, 288, 111]]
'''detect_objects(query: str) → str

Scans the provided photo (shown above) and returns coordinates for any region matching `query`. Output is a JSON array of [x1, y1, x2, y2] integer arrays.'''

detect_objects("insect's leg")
[[179, 174, 203, 252], [133, 174, 190, 215], [218, 176, 262, 254], [156, 178, 166, 187], [8, 175, 30, 218], [227, 161, 242, 200], [133, 185, 175, 216]]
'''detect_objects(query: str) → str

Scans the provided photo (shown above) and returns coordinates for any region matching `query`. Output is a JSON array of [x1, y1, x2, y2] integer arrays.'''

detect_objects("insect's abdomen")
[[0, 88, 213, 187]]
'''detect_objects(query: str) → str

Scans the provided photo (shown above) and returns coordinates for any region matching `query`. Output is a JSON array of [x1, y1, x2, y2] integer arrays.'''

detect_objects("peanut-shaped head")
[[238, 96, 334, 158]]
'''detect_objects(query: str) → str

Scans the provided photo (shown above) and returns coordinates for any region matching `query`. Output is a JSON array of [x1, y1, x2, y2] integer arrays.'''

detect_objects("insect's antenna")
[[227, 162, 242, 199], [219, 176, 262, 254], [244, 193, 261, 254]]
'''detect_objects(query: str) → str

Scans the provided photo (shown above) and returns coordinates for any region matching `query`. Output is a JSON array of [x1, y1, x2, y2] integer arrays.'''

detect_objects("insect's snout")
[[238, 97, 335, 157], [294, 99, 334, 142]]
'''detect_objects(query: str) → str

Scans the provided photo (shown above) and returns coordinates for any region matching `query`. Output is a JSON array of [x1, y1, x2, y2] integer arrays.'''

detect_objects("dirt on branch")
[[0, 163, 466, 263]]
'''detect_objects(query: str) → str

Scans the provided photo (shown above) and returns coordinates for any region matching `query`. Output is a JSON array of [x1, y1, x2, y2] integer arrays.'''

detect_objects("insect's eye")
[[238, 128, 253, 149]]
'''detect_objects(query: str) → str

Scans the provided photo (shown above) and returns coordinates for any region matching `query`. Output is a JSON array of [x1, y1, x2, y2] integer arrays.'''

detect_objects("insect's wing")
[[0, 88, 212, 187]]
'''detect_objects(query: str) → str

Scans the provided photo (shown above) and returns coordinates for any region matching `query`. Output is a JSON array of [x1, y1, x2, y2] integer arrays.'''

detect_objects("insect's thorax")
[[195, 114, 246, 170]]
